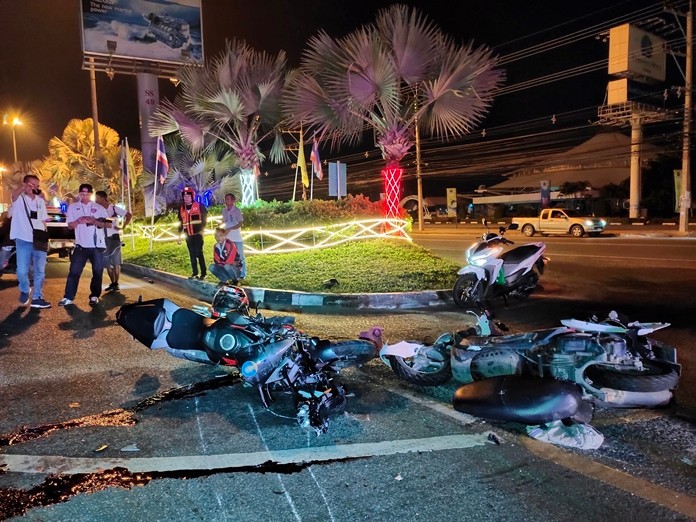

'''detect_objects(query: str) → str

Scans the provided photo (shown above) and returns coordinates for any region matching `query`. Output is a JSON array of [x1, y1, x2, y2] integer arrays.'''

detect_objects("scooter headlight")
[[469, 252, 489, 266]]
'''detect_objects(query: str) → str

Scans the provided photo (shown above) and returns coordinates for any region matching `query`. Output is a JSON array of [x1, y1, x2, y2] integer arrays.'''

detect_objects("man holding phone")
[[8, 174, 50, 308]]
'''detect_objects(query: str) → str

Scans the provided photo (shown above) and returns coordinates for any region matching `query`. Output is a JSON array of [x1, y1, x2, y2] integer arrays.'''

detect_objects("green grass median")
[[122, 237, 460, 293]]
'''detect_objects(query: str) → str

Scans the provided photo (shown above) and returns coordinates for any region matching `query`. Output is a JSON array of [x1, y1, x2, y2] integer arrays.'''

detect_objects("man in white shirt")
[[58, 184, 110, 307], [222, 193, 246, 278], [95, 191, 132, 292], [8, 174, 50, 308]]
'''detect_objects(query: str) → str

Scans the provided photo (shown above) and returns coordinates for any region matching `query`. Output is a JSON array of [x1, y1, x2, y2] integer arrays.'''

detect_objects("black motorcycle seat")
[[500, 244, 542, 265], [167, 308, 206, 350]]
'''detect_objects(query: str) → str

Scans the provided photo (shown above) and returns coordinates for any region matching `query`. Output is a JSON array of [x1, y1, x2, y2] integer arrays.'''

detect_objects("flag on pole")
[[298, 133, 309, 188], [156, 136, 169, 184], [310, 136, 323, 180]]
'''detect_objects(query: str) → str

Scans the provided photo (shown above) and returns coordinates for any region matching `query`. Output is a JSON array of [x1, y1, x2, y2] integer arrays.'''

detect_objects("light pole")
[[3, 117, 22, 163]]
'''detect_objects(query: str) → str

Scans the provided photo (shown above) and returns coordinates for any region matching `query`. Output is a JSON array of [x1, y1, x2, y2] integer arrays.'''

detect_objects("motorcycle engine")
[[598, 335, 629, 362]]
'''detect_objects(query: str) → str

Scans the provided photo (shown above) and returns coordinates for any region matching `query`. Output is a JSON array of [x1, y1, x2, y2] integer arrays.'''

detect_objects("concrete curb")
[[122, 263, 453, 311]]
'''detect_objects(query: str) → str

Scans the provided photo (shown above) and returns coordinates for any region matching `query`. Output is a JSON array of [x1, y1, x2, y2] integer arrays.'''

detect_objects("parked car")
[[512, 208, 607, 237], [0, 206, 75, 277], [46, 206, 75, 258]]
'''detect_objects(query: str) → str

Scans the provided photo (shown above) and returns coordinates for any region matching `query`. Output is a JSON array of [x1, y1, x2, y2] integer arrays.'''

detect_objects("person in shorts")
[[95, 191, 132, 292]]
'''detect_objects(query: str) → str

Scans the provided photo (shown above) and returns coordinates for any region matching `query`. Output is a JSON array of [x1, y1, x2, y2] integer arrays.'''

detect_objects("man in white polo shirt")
[[58, 183, 110, 307]]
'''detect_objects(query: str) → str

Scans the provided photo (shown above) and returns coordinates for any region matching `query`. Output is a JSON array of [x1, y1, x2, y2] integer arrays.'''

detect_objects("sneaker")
[[30, 298, 52, 309], [188, 274, 198, 280], [105, 282, 120, 292], [19, 291, 31, 306], [58, 298, 73, 307], [197, 274, 207, 280], [89, 296, 99, 306]]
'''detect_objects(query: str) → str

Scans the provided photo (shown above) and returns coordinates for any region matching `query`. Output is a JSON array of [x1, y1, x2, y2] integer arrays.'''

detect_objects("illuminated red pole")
[[382, 165, 403, 223]]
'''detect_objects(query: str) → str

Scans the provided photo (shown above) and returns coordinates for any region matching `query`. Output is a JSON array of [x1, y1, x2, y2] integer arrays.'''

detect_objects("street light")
[[2, 115, 22, 163]]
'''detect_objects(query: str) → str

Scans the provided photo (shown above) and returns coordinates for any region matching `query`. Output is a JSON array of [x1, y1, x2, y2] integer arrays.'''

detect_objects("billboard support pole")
[[88, 57, 101, 158], [680, 0, 693, 234]]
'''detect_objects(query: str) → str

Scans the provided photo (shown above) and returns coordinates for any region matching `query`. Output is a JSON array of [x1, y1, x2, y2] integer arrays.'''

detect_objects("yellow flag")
[[298, 133, 309, 188]]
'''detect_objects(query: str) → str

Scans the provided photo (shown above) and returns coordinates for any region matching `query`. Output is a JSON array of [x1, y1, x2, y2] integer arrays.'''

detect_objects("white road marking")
[[0, 433, 488, 475], [248, 404, 302, 522], [306, 433, 336, 522], [195, 397, 227, 519]]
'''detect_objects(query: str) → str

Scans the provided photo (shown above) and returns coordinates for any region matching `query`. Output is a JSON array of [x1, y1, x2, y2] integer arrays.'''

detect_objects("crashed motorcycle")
[[452, 220, 547, 308], [380, 310, 680, 412], [116, 285, 380, 434]]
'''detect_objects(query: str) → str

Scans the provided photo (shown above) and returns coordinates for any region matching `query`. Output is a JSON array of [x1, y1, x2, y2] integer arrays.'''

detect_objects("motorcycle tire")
[[584, 361, 679, 392], [453, 274, 481, 308], [388, 354, 451, 386], [321, 340, 378, 369]]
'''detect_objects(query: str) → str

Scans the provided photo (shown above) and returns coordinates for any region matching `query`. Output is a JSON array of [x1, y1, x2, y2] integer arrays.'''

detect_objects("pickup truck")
[[512, 208, 607, 237]]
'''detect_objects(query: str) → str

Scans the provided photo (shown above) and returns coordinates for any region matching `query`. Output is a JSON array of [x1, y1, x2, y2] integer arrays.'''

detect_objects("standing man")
[[178, 187, 207, 279], [95, 190, 132, 292], [222, 193, 246, 278], [58, 183, 110, 307], [8, 174, 51, 308]]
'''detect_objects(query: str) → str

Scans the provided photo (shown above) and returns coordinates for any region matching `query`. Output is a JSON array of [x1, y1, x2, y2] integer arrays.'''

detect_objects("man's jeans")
[[15, 239, 47, 298], [63, 245, 105, 300], [209, 263, 240, 283]]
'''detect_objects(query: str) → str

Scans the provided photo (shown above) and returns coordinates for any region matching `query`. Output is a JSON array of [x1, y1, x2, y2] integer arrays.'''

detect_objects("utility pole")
[[679, 0, 693, 234], [415, 122, 424, 231]]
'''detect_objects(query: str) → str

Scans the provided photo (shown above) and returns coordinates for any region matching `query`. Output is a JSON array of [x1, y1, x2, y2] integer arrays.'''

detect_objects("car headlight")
[[600, 219, 606, 227]]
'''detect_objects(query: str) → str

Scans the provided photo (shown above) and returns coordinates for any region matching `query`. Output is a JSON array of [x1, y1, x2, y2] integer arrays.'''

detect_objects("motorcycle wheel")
[[584, 361, 679, 392], [452, 274, 481, 308], [328, 340, 378, 368], [388, 353, 451, 386]]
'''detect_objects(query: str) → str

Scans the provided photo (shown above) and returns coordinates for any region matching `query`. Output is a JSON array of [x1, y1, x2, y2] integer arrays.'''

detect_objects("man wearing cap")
[[177, 186, 207, 279], [58, 183, 110, 307]]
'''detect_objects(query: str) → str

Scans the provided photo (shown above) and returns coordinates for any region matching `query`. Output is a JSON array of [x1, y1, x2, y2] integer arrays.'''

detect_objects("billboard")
[[608, 24, 666, 83], [80, 0, 204, 65]]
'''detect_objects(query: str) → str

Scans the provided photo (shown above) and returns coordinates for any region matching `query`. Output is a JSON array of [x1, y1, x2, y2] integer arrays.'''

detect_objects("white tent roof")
[[489, 132, 660, 191]]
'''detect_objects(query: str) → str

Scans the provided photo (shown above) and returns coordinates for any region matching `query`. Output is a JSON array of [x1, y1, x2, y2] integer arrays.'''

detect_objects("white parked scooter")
[[452, 219, 548, 308]]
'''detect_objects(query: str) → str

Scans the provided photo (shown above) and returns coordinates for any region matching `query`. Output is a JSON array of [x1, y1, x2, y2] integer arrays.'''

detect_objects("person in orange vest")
[[177, 187, 207, 279], [209, 227, 241, 284]]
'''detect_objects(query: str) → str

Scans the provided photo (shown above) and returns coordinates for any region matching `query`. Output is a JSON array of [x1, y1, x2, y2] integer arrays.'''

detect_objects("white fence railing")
[[132, 218, 411, 254]]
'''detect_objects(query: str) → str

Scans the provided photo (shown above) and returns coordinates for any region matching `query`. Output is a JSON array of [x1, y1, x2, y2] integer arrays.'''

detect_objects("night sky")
[[0, 0, 681, 198]]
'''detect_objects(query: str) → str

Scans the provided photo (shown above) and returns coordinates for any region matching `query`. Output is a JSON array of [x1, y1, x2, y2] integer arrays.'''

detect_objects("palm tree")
[[283, 4, 504, 219], [139, 132, 237, 210], [150, 39, 289, 205], [35, 118, 142, 202]]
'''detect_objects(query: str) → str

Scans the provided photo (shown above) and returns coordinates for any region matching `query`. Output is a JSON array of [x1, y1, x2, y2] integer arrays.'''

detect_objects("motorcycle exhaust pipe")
[[240, 339, 295, 385]]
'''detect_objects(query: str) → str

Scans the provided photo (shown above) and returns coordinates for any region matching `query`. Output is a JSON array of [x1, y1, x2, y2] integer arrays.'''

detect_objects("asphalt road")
[[0, 248, 695, 521]]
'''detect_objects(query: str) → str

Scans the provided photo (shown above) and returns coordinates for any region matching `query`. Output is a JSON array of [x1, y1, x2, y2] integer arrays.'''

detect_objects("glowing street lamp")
[[2, 115, 22, 163]]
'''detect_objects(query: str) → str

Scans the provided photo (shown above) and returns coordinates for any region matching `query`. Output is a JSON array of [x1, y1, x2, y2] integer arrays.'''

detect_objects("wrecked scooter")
[[380, 310, 681, 417]]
